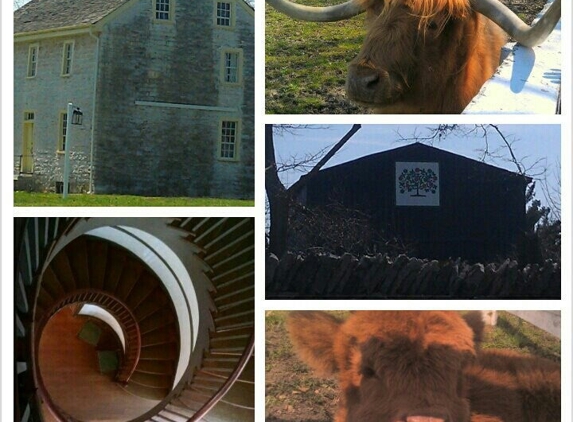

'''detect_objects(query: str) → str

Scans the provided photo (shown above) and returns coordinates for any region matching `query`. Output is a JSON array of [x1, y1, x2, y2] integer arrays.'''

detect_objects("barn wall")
[[305, 145, 528, 261], [93, 0, 254, 198], [14, 34, 97, 192]]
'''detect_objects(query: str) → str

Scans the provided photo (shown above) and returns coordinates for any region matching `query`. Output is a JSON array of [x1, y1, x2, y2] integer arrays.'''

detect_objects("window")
[[61, 41, 74, 76], [221, 49, 243, 84], [24, 112, 35, 121], [216, 2, 232, 27], [27, 44, 39, 78], [58, 112, 68, 152], [219, 120, 239, 160], [223, 50, 241, 83], [154, 0, 172, 21]]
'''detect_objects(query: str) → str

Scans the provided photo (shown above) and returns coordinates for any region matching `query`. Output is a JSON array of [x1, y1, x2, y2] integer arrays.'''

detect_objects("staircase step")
[[139, 309, 176, 334], [130, 371, 173, 389], [213, 283, 254, 307], [87, 239, 108, 290], [124, 272, 158, 310], [213, 375, 254, 407], [50, 251, 76, 292], [133, 289, 169, 321], [141, 325, 178, 347], [150, 414, 186, 422], [164, 404, 194, 419], [123, 381, 169, 401], [178, 388, 212, 404], [202, 399, 254, 421], [36, 289, 56, 314], [214, 301, 255, 322], [210, 261, 254, 288], [103, 249, 128, 292], [135, 360, 175, 375], [209, 247, 255, 278], [66, 238, 90, 289], [202, 355, 241, 370], [191, 374, 226, 389], [139, 343, 178, 360], [114, 260, 144, 302], [41, 266, 66, 300]]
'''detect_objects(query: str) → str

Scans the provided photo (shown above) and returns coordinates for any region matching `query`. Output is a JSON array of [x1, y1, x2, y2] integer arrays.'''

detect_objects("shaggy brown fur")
[[287, 311, 560, 422], [345, 0, 507, 113]]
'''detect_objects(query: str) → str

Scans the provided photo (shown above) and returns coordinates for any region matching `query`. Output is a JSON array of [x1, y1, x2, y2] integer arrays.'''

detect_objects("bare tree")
[[266, 124, 361, 258], [397, 124, 560, 220], [397, 124, 560, 264]]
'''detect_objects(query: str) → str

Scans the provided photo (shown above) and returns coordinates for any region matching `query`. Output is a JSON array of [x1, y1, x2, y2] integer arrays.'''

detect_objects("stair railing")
[[188, 333, 254, 421]]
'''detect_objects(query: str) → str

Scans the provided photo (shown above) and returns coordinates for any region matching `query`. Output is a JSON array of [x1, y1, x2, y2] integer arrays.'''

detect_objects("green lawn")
[[265, 1, 366, 114], [14, 191, 254, 207]]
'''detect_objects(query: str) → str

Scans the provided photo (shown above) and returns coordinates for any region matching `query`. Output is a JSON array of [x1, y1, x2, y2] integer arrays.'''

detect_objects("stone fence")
[[266, 252, 560, 299]]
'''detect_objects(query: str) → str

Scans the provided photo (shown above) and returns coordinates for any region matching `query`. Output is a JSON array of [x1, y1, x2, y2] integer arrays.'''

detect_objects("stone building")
[[14, 0, 254, 198]]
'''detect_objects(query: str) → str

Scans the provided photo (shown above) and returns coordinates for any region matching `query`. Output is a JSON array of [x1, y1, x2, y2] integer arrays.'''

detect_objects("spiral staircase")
[[15, 217, 255, 422]]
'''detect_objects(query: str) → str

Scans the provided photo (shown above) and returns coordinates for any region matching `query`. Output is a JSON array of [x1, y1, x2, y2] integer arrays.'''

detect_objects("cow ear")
[[462, 311, 486, 345], [287, 311, 342, 377]]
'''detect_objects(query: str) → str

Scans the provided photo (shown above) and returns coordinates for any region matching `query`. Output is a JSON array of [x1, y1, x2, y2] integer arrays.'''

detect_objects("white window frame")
[[61, 41, 74, 76], [153, 0, 175, 22], [57, 112, 68, 153], [215, 1, 234, 28], [221, 49, 243, 85], [27, 43, 39, 78], [218, 119, 240, 161]]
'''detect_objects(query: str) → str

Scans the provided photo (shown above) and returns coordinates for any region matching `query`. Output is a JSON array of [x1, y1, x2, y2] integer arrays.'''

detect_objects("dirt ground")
[[501, 0, 550, 25]]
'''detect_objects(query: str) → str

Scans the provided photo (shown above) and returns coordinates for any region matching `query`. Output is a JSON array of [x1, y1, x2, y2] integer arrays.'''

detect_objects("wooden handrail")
[[188, 333, 254, 421]]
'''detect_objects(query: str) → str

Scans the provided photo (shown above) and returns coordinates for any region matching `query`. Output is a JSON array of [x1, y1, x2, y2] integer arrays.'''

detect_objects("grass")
[[14, 191, 254, 207], [265, 311, 560, 421], [265, 1, 366, 114]]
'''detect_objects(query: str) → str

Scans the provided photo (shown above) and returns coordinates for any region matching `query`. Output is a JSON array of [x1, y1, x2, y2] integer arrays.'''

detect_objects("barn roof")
[[318, 142, 532, 184], [14, 0, 255, 35]]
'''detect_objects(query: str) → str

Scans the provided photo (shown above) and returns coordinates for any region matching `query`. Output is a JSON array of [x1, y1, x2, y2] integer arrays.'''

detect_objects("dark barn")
[[300, 143, 531, 262]]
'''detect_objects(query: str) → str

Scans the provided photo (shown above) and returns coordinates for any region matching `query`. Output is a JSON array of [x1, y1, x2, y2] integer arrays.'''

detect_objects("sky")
[[272, 124, 561, 217], [14, 0, 31, 10]]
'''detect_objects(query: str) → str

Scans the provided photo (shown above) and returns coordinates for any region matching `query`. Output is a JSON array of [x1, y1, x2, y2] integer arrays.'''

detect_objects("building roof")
[[317, 142, 532, 183], [15, 0, 254, 35], [14, 0, 132, 33]]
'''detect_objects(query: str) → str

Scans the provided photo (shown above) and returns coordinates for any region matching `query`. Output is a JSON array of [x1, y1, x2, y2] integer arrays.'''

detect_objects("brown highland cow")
[[267, 0, 562, 113], [287, 311, 560, 422]]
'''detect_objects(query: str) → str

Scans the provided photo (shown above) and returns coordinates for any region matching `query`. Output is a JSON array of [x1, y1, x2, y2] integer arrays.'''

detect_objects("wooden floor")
[[39, 307, 160, 421]]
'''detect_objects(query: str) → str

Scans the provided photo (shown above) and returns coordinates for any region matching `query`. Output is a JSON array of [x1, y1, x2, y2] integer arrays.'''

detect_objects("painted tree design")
[[398, 167, 438, 197]]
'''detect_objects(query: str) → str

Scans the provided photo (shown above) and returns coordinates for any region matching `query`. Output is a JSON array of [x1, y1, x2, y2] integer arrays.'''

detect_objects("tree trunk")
[[265, 124, 290, 258]]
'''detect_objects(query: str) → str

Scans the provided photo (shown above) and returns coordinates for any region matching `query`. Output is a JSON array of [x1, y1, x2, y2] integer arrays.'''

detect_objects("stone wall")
[[94, 0, 254, 198], [266, 252, 560, 299], [14, 34, 97, 192]]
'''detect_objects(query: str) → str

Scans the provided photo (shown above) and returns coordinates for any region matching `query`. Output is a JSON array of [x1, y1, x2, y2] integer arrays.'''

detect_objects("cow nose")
[[346, 63, 402, 104], [346, 65, 381, 100], [406, 417, 446, 422], [360, 69, 380, 89]]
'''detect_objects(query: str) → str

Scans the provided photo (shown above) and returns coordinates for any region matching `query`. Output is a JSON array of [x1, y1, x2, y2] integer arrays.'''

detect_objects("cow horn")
[[472, 0, 561, 48], [266, 0, 365, 22]]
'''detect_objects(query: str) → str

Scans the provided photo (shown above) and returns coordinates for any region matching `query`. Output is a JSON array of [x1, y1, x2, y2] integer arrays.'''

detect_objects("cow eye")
[[427, 21, 439, 30], [361, 366, 376, 378]]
